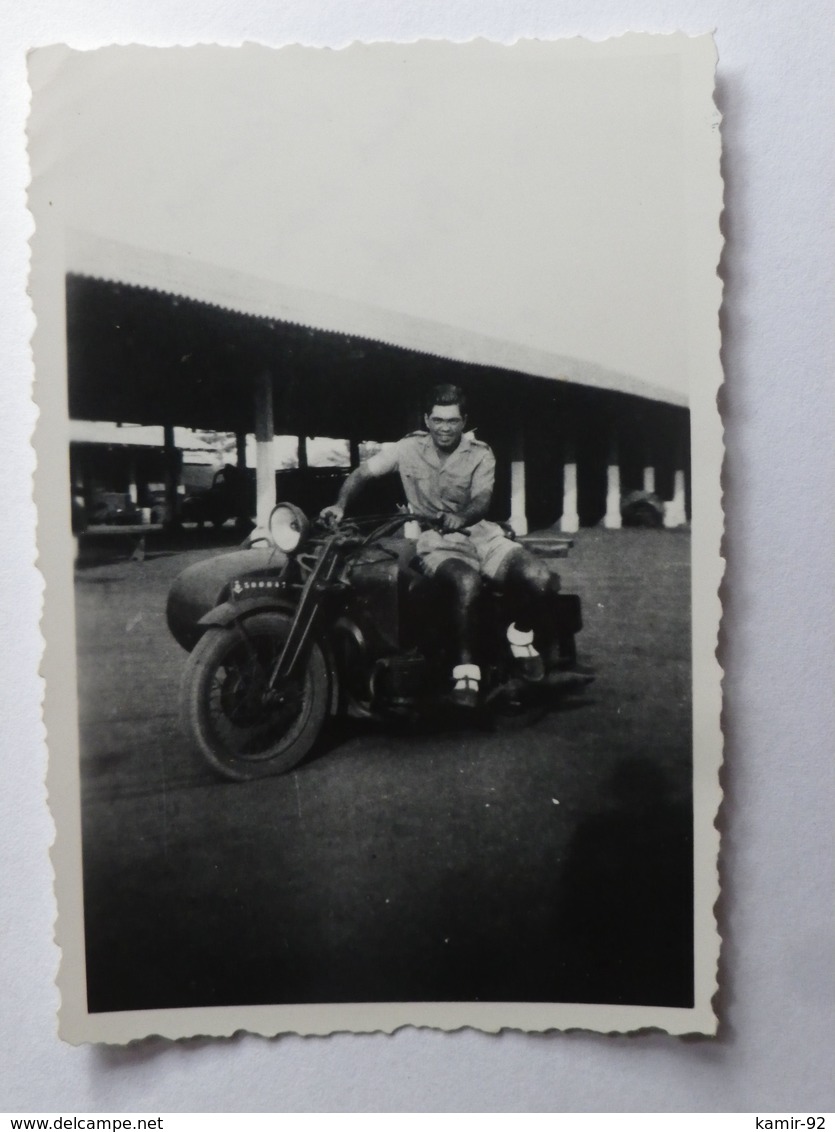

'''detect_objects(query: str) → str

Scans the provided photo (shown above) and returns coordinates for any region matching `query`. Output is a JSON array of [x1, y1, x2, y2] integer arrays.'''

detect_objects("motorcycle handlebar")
[[316, 511, 460, 534], [317, 513, 475, 548]]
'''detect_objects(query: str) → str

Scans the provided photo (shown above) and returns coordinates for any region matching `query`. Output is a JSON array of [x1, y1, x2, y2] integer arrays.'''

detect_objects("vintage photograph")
[[29, 37, 723, 1041]]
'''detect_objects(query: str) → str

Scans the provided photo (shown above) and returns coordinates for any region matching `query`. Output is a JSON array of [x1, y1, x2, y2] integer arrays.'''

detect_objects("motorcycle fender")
[[196, 596, 297, 631], [197, 600, 341, 716]]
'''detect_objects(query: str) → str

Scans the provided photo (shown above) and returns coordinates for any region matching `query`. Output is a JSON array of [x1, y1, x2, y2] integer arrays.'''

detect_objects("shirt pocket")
[[399, 468, 426, 507], [441, 468, 472, 507]]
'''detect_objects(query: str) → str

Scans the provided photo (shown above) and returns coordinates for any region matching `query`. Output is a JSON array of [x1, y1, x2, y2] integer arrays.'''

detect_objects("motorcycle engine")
[[371, 655, 427, 708]]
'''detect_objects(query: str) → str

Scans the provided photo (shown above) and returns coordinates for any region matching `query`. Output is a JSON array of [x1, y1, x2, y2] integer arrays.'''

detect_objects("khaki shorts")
[[415, 520, 521, 581]]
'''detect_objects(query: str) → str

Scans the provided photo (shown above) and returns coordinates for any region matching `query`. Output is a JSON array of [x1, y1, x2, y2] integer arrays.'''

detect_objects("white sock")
[[506, 623, 540, 659], [452, 663, 481, 687]]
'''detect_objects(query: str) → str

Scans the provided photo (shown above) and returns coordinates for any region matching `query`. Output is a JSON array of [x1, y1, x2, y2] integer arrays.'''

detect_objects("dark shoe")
[[448, 684, 479, 709], [448, 664, 481, 709], [511, 653, 545, 683], [507, 624, 543, 682]]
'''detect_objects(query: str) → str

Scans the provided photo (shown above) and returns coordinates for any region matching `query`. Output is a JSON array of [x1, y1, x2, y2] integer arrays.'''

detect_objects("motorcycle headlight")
[[268, 502, 309, 553]]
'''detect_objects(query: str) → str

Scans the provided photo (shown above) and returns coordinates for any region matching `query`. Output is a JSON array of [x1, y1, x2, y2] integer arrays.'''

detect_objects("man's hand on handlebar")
[[436, 512, 469, 533], [317, 507, 470, 535], [319, 504, 345, 529]]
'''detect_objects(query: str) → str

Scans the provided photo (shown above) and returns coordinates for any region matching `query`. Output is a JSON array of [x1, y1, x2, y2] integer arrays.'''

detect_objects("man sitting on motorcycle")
[[321, 383, 573, 709]]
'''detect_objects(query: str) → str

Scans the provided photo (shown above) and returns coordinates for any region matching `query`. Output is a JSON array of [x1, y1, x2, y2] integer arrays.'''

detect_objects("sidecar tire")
[[181, 613, 329, 781]]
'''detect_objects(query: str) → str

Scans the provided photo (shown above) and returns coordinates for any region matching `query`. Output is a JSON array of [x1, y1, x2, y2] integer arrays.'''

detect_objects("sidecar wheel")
[[181, 612, 329, 780]]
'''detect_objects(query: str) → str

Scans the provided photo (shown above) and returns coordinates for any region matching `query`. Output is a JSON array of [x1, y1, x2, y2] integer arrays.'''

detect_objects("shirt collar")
[[419, 430, 474, 467]]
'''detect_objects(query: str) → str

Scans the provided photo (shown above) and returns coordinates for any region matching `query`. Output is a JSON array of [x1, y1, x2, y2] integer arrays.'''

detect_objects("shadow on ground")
[[76, 528, 694, 1012]]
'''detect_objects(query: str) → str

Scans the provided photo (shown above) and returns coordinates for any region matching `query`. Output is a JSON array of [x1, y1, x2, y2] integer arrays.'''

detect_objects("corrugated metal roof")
[[67, 231, 688, 410]]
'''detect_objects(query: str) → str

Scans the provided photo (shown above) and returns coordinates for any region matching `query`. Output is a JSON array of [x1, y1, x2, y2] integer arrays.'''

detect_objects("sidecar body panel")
[[166, 547, 287, 651]]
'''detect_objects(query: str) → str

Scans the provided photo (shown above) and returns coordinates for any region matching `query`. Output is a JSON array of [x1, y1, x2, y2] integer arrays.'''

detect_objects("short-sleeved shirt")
[[364, 431, 519, 580], [365, 431, 496, 518]]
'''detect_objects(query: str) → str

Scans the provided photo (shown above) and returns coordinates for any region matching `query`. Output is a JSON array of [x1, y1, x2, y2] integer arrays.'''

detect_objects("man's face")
[[425, 403, 466, 453]]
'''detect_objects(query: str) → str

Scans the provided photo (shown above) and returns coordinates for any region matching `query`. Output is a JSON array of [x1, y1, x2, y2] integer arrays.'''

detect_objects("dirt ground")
[[74, 527, 693, 1013]]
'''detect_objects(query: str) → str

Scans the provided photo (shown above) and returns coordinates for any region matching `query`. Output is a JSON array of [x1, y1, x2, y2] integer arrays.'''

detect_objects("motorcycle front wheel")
[[181, 612, 329, 781]]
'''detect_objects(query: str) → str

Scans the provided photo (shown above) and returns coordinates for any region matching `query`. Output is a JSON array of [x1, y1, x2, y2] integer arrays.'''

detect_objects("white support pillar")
[[560, 439, 579, 534], [509, 423, 528, 535], [663, 428, 688, 528], [643, 465, 656, 494], [126, 452, 138, 504], [664, 469, 687, 528], [254, 371, 275, 531], [604, 433, 622, 529]]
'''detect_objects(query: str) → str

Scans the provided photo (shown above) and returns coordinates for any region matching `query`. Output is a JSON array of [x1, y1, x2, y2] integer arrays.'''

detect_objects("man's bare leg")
[[433, 559, 482, 707], [501, 550, 594, 686], [501, 551, 566, 676]]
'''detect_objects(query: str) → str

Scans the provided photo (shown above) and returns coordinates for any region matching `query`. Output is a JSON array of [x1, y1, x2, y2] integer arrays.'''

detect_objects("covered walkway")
[[66, 236, 690, 534]]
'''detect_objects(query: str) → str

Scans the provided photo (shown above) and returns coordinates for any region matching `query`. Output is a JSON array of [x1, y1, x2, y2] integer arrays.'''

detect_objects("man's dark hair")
[[424, 383, 468, 417]]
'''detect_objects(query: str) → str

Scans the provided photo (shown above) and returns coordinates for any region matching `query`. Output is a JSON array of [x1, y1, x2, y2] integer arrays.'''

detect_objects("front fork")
[[264, 538, 341, 691]]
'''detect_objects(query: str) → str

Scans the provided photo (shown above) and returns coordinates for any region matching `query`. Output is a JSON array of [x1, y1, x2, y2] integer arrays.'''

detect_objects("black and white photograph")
[[29, 36, 723, 1041]]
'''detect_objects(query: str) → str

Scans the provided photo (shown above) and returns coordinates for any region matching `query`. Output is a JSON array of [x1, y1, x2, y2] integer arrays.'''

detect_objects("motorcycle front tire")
[[181, 611, 329, 781]]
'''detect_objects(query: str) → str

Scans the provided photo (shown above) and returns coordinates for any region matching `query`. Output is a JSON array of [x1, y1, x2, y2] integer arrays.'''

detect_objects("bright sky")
[[32, 39, 720, 403]]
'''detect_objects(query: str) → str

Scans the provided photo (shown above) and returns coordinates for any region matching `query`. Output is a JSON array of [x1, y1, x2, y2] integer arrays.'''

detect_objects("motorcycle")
[[166, 504, 589, 781]]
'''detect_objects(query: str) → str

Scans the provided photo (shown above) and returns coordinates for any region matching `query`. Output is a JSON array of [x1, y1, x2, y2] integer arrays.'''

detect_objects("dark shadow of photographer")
[[550, 756, 694, 1007]]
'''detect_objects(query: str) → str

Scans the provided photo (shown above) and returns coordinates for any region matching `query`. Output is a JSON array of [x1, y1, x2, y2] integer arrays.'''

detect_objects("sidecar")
[[166, 544, 290, 652], [168, 509, 590, 781]]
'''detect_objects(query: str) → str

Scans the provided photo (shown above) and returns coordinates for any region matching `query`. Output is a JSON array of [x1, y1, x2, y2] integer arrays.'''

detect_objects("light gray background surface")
[[1, 0, 832, 1113]]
